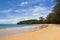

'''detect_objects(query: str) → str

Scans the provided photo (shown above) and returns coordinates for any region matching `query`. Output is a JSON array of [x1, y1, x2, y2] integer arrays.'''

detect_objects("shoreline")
[[0, 24, 60, 40], [0, 24, 42, 37], [1, 24, 60, 40]]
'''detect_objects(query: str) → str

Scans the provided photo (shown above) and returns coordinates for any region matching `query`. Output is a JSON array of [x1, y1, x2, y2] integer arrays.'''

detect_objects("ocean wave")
[[0, 25, 41, 36]]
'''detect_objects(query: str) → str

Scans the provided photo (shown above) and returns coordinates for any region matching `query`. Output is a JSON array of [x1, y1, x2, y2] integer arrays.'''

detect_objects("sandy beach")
[[1, 24, 60, 40]]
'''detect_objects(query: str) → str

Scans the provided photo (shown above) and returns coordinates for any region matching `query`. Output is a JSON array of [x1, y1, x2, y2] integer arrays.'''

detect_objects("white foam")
[[0, 25, 41, 36]]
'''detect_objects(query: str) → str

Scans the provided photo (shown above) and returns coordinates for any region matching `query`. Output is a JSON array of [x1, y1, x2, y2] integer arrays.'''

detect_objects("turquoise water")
[[0, 24, 40, 36], [0, 24, 38, 29]]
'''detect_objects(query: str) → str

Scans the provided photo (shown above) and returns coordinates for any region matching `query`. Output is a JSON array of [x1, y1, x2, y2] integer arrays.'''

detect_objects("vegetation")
[[46, 0, 60, 24], [17, 0, 60, 24], [17, 17, 45, 24], [17, 19, 40, 24]]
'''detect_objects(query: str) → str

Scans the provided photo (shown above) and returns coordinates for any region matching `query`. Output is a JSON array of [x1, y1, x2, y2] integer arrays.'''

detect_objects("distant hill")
[[17, 19, 40, 24]]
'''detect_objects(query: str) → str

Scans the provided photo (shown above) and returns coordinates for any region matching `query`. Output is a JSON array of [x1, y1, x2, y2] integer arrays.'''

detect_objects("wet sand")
[[1, 24, 60, 40]]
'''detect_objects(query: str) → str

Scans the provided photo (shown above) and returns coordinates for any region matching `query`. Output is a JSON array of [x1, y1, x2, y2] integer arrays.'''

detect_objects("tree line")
[[46, 0, 60, 24]]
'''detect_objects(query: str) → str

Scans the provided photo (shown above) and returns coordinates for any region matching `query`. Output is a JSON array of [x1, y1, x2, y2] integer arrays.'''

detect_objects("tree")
[[52, 0, 60, 23], [39, 17, 45, 24], [17, 19, 40, 24], [46, 13, 57, 24], [46, 0, 60, 24]]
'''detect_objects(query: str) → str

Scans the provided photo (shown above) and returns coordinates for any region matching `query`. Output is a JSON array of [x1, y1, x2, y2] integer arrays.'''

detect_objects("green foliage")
[[46, 13, 57, 23], [46, 0, 60, 24], [17, 19, 40, 24], [53, 3, 60, 13], [17, 17, 45, 24], [39, 17, 45, 24]]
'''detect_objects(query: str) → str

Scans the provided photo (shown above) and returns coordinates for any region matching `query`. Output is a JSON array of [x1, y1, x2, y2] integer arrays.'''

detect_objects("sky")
[[0, 0, 55, 24]]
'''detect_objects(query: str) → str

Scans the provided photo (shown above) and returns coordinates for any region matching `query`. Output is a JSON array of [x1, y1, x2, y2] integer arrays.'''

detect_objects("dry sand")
[[1, 24, 60, 40]]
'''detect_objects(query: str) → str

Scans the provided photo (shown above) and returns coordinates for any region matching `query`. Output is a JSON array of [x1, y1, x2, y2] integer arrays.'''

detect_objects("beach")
[[1, 24, 60, 40]]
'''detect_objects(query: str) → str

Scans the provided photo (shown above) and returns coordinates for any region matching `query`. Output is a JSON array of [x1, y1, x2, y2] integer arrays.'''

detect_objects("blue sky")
[[0, 0, 55, 24]]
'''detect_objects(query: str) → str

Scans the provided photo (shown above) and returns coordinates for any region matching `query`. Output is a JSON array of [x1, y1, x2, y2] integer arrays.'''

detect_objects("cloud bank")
[[0, 0, 55, 24]]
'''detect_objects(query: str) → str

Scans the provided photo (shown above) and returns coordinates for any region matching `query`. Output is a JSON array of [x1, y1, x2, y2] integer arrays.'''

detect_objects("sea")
[[0, 24, 38, 29], [0, 24, 40, 36]]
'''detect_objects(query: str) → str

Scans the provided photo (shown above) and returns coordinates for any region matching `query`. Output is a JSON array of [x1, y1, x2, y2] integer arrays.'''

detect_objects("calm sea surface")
[[0, 24, 39, 29], [0, 24, 40, 36]]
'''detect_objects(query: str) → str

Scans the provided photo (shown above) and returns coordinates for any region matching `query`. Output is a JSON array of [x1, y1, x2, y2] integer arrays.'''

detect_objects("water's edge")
[[0, 24, 41, 37]]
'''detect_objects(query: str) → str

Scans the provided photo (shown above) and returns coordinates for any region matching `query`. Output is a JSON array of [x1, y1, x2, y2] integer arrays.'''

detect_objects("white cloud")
[[0, 9, 16, 19], [0, 5, 53, 24], [39, 4, 44, 6], [18, 6, 52, 17], [34, 0, 54, 2], [0, 16, 37, 24], [32, 13, 39, 16], [35, 0, 45, 2], [19, 1, 28, 6], [31, 6, 52, 18], [51, 0, 54, 2], [0, 0, 54, 24], [14, 6, 52, 19], [0, 9, 12, 13], [0, 19, 16, 24], [0, 17, 25, 24], [30, 0, 45, 3], [15, 10, 21, 12]]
